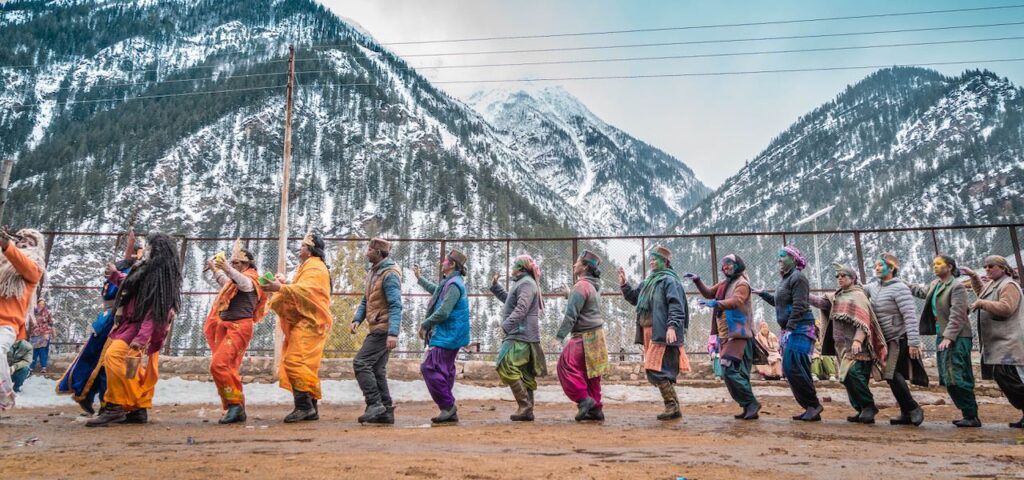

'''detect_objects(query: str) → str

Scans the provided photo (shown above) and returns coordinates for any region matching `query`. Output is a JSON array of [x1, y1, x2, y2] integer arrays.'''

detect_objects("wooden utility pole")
[[273, 45, 296, 379], [0, 159, 15, 225]]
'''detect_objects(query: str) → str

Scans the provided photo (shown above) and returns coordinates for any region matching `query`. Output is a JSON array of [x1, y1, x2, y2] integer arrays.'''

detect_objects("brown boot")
[[509, 380, 534, 422], [656, 382, 681, 420]]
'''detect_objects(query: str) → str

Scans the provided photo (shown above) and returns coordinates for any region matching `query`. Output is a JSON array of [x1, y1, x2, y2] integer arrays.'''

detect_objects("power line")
[[12, 84, 287, 109], [298, 57, 1024, 87], [380, 4, 1024, 45], [381, 20, 1024, 58], [11, 81, 384, 109], [42, 71, 291, 92], [0, 56, 319, 71], [406, 36, 1024, 70]]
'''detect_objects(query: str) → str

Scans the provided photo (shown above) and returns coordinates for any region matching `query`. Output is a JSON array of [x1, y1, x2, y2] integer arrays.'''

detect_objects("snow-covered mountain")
[[466, 86, 710, 233], [1, 0, 618, 240], [681, 67, 1024, 233], [0, 0, 712, 353]]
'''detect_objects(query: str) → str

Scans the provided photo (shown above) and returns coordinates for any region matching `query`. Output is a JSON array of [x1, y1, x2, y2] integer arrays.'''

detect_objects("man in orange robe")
[[264, 232, 332, 423], [203, 243, 267, 424], [0, 229, 45, 410]]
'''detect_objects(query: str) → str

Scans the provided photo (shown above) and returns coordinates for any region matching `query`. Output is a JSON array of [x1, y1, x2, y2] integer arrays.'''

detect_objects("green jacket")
[[7, 339, 32, 372], [907, 278, 971, 341]]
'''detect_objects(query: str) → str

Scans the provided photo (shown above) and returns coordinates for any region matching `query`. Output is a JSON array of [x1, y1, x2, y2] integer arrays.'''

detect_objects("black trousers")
[[353, 331, 392, 407], [886, 336, 921, 414], [993, 364, 1024, 411]]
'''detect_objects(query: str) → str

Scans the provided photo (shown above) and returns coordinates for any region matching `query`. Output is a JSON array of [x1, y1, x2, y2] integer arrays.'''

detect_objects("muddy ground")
[[2, 391, 1024, 479]]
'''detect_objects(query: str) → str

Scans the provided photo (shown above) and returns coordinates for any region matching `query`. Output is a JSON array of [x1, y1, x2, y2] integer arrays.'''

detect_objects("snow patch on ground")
[[11, 376, 988, 408]]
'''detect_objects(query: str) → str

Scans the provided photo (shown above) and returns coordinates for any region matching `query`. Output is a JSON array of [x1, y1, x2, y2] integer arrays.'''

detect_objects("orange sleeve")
[[3, 243, 42, 283]]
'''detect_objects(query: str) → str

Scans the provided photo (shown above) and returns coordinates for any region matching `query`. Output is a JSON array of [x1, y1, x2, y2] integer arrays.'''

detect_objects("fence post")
[[43, 232, 56, 270], [709, 235, 719, 285], [164, 236, 189, 355], [640, 237, 647, 278], [854, 231, 867, 284], [571, 238, 578, 287], [931, 228, 940, 256], [504, 239, 510, 291], [1010, 226, 1023, 278], [439, 240, 447, 274], [38, 232, 57, 295]]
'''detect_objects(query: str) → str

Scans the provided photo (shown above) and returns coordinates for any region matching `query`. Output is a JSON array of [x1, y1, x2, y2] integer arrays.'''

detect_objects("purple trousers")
[[557, 336, 603, 410], [421, 346, 459, 410]]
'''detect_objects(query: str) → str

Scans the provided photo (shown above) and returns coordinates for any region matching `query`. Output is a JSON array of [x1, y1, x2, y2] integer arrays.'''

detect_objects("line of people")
[[1, 231, 1021, 430]]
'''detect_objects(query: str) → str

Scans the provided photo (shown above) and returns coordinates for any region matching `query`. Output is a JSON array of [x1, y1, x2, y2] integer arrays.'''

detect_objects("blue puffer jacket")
[[423, 274, 471, 350]]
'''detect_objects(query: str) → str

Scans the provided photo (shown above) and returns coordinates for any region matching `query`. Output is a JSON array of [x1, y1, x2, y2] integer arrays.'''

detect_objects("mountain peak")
[[682, 67, 1024, 233], [464, 83, 710, 233]]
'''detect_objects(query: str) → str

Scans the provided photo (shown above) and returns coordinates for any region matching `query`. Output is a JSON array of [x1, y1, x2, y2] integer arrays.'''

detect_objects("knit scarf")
[[636, 267, 680, 315]]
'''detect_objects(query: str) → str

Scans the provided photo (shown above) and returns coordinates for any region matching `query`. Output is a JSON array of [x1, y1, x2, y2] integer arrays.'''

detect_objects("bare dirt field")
[[3, 388, 1024, 480]]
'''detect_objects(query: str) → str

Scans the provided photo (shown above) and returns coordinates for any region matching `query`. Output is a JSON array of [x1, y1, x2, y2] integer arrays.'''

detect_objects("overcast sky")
[[317, 0, 1024, 188]]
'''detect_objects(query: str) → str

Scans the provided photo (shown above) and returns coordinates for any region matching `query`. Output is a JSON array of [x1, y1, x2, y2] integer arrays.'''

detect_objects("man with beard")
[[0, 228, 46, 411], [87, 232, 182, 426], [203, 239, 267, 424], [263, 232, 333, 423]]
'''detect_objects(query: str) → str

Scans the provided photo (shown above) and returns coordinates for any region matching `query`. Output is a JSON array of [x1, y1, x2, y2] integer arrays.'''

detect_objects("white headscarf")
[[0, 229, 46, 319]]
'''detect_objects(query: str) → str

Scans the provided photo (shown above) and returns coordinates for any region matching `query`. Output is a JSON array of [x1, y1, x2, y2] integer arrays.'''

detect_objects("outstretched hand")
[[683, 272, 700, 281], [617, 267, 627, 286], [491, 272, 500, 285]]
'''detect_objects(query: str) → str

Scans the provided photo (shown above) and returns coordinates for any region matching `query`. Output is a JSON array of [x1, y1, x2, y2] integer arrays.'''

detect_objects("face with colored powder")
[[440, 255, 455, 275], [721, 259, 736, 277], [573, 257, 587, 279], [778, 250, 795, 274], [932, 257, 951, 278], [874, 259, 892, 279], [649, 254, 667, 272]]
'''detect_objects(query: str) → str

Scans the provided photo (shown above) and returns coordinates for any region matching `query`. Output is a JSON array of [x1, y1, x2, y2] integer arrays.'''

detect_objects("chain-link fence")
[[37, 224, 1024, 358]]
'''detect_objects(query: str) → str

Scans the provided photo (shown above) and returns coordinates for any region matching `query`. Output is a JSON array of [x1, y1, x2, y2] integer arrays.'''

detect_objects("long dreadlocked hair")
[[116, 232, 182, 326]]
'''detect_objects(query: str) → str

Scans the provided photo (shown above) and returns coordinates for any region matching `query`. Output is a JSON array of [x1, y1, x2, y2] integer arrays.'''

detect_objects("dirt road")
[[3, 395, 1023, 479]]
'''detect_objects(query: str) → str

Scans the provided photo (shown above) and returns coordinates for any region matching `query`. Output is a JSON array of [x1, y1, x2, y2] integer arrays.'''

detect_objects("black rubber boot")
[[358, 403, 387, 424], [86, 404, 126, 427], [953, 417, 982, 428], [122, 408, 148, 424], [431, 405, 458, 424], [574, 397, 596, 422], [284, 392, 318, 423], [738, 402, 760, 420], [77, 398, 95, 415], [856, 405, 878, 424], [797, 405, 823, 422], [365, 404, 395, 425]]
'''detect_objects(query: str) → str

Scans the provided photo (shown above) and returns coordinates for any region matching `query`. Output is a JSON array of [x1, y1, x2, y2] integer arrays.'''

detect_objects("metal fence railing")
[[35, 223, 1024, 359]]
